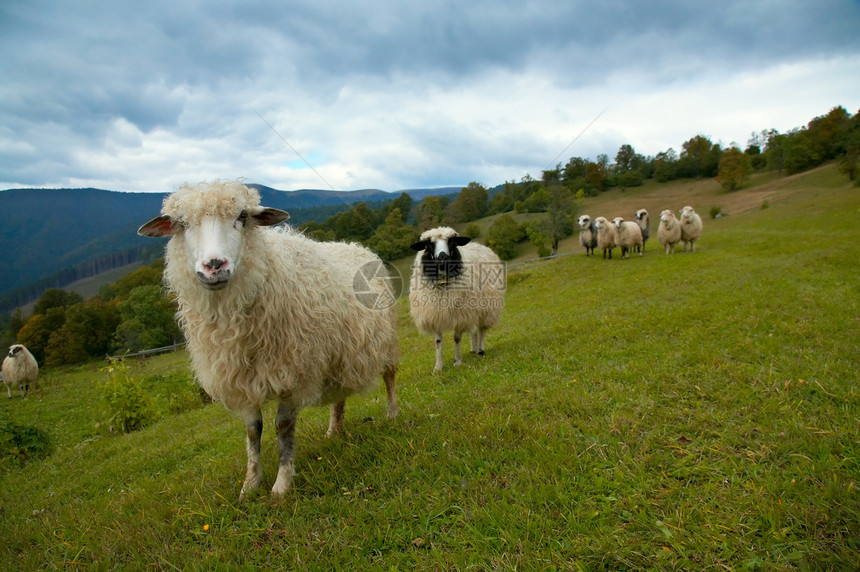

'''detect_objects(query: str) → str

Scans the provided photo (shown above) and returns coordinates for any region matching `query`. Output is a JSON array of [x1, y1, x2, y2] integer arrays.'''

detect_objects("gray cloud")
[[1, 0, 858, 192]]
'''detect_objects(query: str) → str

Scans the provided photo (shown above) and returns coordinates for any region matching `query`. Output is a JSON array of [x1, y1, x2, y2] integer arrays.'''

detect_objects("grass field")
[[1, 165, 858, 570]]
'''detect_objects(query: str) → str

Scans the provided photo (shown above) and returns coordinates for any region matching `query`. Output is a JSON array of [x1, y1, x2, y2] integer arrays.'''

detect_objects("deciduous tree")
[[487, 214, 525, 260], [716, 147, 752, 191]]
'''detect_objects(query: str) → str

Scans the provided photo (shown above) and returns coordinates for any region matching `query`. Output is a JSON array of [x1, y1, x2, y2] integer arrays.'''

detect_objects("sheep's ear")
[[252, 207, 290, 226], [452, 236, 471, 247], [411, 240, 429, 251], [138, 215, 175, 237]]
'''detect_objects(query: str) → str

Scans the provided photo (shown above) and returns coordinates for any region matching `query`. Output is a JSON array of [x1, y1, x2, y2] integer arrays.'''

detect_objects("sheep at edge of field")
[[657, 209, 683, 254], [612, 217, 643, 259], [680, 205, 704, 252], [2, 344, 38, 398], [577, 215, 598, 256], [138, 180, 400, 499], [594, 216, 617, 259], [409, 226, 506, 372], [635, 209, 650, 253]]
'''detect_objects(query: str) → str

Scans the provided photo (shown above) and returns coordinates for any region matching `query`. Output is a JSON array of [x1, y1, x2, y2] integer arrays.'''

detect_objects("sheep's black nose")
[[437, 252, 449, 261], [204, 258, 226, 271]]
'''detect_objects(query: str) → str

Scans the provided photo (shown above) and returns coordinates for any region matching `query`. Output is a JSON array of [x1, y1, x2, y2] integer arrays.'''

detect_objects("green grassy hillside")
[[1, 166, 858, 569]]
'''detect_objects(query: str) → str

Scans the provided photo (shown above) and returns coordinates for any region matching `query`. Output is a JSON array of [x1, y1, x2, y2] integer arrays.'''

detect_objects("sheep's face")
[[593, 217, 608, 231], [411, 230, 471, 287], [636, 209, 648, 222], [182, 212, 250, 290], [138, 183, 290, 291], [7, 345, 23, 359], [612, 217, 625, 230], [578, 215, 592, 230], [660, 210, 676, 225], [680, 206, 696, 222]]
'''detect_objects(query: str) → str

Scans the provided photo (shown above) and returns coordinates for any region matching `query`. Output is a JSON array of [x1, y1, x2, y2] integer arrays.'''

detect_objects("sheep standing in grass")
[[2, 344, 38, 398], [635, 209, 650, 253], [577, 215, 598, 256], [680, 205, 704, 252], [657, 209, 683, 254], [594, 217, 616, 259], [612, 217, 644, 259], [138, 180, 399, 499], [410, 227, 505, 372]]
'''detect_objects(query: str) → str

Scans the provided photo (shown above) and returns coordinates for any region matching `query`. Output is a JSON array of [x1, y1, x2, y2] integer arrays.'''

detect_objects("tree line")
[[4, 105, 858, 367]]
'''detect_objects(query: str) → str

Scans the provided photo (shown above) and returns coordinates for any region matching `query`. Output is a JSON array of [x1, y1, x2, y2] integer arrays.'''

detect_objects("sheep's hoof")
[[477, 350, 486, 357], [270, 464, 294, 498], [387, 405, 400, 419], [239, 483, 261, 502]]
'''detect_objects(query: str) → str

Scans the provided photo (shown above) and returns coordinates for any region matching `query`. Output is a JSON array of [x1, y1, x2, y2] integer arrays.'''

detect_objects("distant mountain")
[[0, 183, 463, 314]]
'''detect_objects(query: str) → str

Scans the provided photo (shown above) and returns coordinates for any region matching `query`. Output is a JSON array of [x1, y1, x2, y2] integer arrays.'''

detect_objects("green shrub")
[[0, 415, 52, 468], [147, 371, 210, 414], [100, 359, 159, 433], [710, 206, 723, 219]]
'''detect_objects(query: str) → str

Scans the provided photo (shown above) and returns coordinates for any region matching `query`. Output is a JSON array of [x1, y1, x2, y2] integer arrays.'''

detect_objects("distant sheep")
[[657, 209, 683, 254], [2, 344, 38, 398], [635, 209, 650, 253], [680, 206, 704, 252], [410, 227, 505, 372], [139, 180, 399, 499], [577, 215, 598, 256], [612, 217, 644, 259], [593, 216, 616, 259]]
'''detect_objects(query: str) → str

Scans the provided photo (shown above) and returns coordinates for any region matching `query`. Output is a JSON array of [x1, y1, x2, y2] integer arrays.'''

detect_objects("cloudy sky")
[[2, 0, 859, 194]]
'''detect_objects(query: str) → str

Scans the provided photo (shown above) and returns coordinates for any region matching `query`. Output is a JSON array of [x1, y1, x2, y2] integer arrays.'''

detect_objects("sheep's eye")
[[236, 210, 249, 228]]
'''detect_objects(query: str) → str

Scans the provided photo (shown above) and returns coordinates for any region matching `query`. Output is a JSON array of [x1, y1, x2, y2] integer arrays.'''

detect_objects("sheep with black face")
[[409, 227, 505, 372], [578, 215, 598, 256], [635, 209, 650, 253]]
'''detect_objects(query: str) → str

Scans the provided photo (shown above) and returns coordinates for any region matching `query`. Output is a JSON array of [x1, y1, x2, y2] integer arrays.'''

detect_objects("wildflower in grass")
[[203, 524, 210, 531]]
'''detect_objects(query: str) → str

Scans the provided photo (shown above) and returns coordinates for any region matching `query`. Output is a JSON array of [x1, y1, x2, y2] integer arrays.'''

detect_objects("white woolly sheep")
[[657, 209, 683, 254], [680, 205, 704, 252], [593, 216, 616, 259], [612, 217, 644, 259], [2, 344, 38, 398], [139, 180, 399, 499], [634, 209, 650, 253], [409, 227, 506, 372], [577, 215, 598, 256]]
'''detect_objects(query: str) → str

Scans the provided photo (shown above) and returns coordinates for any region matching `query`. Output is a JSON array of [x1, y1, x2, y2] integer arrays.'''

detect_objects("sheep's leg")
[[327, 401, 345, 436], [453, 331, 463, 366], [476, 328, 487, 356], [434, 334, 444, 372], [272, 402, 298, 498], [6, 385, 10, 399], [690, 241, 696, 252], [383, 365, 399, 419], [469, 331, 478, 354], [239, 408, 264, 500]]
